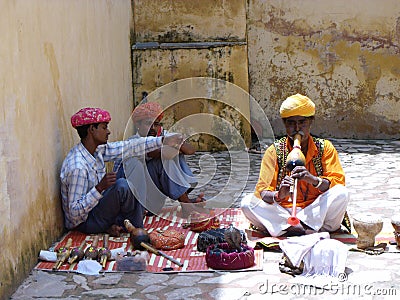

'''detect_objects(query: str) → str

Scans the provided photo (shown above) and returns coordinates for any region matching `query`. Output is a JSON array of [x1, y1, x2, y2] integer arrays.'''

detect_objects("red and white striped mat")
[[35, 208, 264, 273]]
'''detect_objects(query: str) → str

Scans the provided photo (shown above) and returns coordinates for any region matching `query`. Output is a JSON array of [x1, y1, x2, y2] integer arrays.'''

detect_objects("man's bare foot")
[[189, 192, 206, 203], [106, 224, 123, 237], [180, 202, 210, 219], [178, 191, 208, 218]]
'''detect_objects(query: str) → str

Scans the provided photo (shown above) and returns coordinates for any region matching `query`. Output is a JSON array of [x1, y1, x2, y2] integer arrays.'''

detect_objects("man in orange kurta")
[[241, 94, 349, 237]]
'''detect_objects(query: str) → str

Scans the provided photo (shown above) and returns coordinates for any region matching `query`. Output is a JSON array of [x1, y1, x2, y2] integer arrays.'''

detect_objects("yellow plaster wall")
[[132, 0, 251, 150], [248, 0, 400, 138], [0, 0, 133, 298], [133, 0, 246, 42]]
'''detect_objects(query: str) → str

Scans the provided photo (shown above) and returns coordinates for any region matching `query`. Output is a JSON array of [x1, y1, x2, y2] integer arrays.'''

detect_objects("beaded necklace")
[[274, 136, 325, 191]]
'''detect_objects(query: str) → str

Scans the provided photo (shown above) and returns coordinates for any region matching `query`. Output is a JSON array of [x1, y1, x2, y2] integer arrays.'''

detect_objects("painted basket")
[[205, 242, 255, 270]]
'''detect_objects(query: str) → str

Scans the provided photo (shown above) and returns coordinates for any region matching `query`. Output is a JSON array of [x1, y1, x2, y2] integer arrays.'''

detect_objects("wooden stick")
[[140, 242, 183, 267]]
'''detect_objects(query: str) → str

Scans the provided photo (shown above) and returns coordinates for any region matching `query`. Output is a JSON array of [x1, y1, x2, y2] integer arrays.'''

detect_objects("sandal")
[[350, 242, 387, 255]]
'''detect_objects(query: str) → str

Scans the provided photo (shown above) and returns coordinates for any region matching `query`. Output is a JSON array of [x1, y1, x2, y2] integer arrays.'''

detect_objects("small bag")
[[149, 229, 185, 250], [196, 227, 248, 252]]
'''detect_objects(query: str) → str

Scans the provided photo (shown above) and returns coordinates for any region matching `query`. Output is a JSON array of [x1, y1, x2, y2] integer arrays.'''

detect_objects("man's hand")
[[291, 166, 329, 191], [290, 166, 314, 184], [278, 175, 294, 199], [96, 172, 117, 193], [163, 133, 183, 148]]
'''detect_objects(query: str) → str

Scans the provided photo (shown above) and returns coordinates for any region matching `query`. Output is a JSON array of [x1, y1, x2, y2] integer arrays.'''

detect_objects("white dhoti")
[[241, 185, 349, 237]]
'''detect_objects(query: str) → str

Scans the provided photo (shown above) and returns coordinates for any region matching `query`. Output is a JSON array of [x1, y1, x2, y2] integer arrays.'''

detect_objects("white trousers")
[[241, 185, 349, 237]]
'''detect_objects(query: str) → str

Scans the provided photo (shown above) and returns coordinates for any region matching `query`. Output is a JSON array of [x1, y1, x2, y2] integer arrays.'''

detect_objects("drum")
[[352, 213, 383, 250]]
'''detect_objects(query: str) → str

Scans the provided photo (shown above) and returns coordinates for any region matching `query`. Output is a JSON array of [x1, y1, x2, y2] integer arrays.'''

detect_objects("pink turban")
[[279, 94, 315, 118], [131, 102, 164, 123], [71, 107, 111, 128]]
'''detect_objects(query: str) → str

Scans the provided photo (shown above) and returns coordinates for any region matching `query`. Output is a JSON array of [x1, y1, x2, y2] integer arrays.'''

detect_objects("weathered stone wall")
[[248, 0, 400, 139], [132, 0, 251, 150], [133, 0, 400, 143], [0, 1, 133, 298]]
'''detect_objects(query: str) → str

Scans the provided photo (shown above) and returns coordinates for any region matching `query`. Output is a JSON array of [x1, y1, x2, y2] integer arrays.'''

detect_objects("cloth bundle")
[[149, 229, 185, 250], [279, 232, 348, 286], [115, 251, 149, 272]]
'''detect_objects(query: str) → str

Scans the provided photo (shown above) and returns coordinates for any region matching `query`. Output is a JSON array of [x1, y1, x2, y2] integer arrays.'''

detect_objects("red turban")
[[71, 107, 111, 128], [132, 102, 164, 123]]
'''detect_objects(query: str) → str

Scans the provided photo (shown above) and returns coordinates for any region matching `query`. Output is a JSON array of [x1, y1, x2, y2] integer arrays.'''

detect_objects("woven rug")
[[35, 208, 263, 273]]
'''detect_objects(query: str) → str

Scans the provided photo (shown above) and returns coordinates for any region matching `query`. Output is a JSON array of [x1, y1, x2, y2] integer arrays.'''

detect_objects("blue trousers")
[[76, 178, 144, 233], [116, 154, 197, 214]]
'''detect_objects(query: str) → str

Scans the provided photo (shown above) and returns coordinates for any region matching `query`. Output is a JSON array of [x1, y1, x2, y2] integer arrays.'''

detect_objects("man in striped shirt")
[[60, 107, 182, 236]]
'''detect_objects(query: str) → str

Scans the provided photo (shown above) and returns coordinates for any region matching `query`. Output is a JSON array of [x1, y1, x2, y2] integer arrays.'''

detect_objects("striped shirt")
[[60, 137, 162, 229]]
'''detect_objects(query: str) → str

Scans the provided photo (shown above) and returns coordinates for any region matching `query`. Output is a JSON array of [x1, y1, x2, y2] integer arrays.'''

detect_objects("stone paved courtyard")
[[10, 139, 400, 300]]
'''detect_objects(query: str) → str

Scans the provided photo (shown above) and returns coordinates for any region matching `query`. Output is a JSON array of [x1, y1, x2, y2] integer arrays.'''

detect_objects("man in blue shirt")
[[114, 102, 206, 217]]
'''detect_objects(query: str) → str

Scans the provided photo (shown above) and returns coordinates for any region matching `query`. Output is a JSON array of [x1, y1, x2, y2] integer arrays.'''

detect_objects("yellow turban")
[[279, 94, 315, 118]]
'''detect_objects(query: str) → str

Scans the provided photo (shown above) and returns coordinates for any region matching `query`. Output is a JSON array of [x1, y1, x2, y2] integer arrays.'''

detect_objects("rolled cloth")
[[132, 102, 164, 123], [71, 107, 111, 128], [279, 94, 315, 118]]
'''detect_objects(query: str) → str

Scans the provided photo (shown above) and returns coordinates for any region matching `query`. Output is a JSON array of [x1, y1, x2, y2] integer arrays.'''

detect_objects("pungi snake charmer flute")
[[53, 238, 73, 270], [68, 240, 86, 264], [285, 132, 306, 226], [98, 234, 112, 268], [84, 235, 99, 260]]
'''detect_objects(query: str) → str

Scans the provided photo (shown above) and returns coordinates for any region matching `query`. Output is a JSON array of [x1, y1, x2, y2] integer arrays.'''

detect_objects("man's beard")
[[148, 129, 157, 137]]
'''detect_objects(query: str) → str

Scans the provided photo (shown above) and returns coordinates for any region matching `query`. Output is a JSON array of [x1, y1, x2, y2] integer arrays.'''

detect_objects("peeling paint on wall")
[[133, 0, 246, 43], [132, 45, 250, 150], [248, 0, 400, 138]]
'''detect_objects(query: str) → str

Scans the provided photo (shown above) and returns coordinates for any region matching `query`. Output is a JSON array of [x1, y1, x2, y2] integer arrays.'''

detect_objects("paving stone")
[[81, 287, 137, 297], [11, 271, 74, 298], [145, 294, 161, 300], [72, 274, 90, 291], [164, 287, 203, 300], [92, 273, 123, 285], [136, 273, 170, 286], [166, 275, 202, 286], [141, 284, 167, 293]]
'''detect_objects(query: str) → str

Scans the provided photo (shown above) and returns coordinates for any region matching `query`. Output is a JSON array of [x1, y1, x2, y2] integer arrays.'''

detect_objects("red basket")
[[205, 242, 255, 270]]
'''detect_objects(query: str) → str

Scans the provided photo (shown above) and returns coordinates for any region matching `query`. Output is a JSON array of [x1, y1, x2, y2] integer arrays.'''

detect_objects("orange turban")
[[279, 94, 315, 118], [131, 102, 164, 123]]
